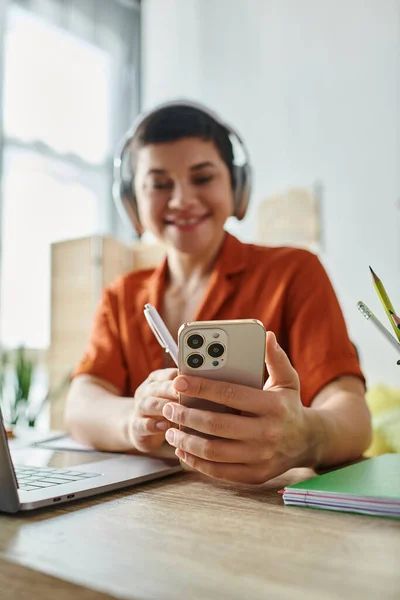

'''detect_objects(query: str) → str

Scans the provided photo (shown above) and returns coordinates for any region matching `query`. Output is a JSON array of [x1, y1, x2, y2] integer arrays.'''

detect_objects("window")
[[1, 146, 101, 348], [3, 7, 111, 162], [0, 3, 125, 349]]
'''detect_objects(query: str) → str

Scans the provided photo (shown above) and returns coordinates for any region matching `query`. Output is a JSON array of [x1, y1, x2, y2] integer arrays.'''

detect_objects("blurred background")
[[0, 0, 399, 435]]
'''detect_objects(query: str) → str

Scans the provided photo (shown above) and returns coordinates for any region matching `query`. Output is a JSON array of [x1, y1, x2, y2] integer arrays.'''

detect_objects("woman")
[[66, 101, 371, 484]]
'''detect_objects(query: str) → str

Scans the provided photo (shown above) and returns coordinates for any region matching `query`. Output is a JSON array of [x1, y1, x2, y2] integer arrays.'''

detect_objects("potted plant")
[[0, 346, 71, 435], [0, 350, 13, 438], [12, 346, 35, 426]]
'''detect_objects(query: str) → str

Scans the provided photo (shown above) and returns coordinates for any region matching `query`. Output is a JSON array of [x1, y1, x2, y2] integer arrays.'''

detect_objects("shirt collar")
[[212, 231, 248, 278], [146, 232, 248, 312]]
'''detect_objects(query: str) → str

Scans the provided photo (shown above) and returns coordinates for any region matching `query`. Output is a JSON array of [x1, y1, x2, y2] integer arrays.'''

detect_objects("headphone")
[[112, 99, 252, 235]]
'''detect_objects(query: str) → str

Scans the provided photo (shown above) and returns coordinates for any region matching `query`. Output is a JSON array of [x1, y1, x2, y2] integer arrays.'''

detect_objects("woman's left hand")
[[162, 331, 314, 484]]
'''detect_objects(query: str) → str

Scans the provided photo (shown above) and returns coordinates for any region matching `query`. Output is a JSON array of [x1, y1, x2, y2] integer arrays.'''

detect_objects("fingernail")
[[155, 420, 169, 431], [163, 404, 173, 419], [165, 429, 176, 445], [174, 377, 189, 392]]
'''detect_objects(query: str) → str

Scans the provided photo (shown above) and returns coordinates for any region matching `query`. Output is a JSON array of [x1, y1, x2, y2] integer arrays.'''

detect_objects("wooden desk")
[[0, 465, 399, 600]]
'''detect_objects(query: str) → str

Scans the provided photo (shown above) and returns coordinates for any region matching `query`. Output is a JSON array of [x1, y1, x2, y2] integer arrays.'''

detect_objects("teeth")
[[175, 217, 202, 225]]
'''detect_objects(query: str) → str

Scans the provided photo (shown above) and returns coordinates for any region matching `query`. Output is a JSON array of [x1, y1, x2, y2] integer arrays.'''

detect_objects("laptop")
[[0, 409, 181, 514]]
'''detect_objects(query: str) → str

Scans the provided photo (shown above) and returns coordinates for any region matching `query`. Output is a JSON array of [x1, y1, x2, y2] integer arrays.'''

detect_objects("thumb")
[[263, 331, 299, 392]]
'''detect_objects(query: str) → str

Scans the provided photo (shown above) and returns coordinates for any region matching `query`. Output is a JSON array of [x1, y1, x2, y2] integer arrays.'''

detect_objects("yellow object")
[[370, 267, 400, 342], [364, 385, 400, 456]]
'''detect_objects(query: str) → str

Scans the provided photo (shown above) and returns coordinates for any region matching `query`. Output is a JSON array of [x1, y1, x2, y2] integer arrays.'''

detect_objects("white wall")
[[141, 0, 400, 387], [141, 0, 202, 102]]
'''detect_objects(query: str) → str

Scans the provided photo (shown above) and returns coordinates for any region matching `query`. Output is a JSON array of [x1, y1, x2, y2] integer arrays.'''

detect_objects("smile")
[[165, 214, 210, 229]]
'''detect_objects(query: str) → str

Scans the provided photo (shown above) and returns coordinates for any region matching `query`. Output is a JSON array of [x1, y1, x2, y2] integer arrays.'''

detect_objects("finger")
[[135, 416, 170, 436], [175, 449, 267, 484], [173, 375, 265, 415], [136, 369, 178, 401], [139, 395, 175, 417], [264, 332, 299, 392], [162, 402, 259, 441], [165, 428, 259, 464], [147, 368, 178, 383], [147, 379, 179, 401]]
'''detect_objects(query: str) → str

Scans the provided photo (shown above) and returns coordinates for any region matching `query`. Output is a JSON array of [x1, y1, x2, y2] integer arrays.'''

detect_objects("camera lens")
[[186, 353, 204, 369], [187, 333, 204, 349], [207, 342, 225, 358]]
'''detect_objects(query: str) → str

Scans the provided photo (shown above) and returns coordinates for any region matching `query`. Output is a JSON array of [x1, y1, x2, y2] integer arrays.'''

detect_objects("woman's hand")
[[130, 368, 178, 452], [162, 332, 313, 483]]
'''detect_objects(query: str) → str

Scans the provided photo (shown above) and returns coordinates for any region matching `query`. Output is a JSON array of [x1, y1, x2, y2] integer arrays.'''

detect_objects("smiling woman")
[[134, 137, 233, 257], [65, 101, 372, 484]]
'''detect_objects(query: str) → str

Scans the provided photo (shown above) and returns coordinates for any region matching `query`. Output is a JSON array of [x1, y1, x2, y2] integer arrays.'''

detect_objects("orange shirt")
[[73, 233, 364, 407]]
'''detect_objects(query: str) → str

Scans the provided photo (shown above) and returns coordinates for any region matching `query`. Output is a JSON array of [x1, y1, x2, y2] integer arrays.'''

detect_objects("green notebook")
[[282, 454, 400, 518]]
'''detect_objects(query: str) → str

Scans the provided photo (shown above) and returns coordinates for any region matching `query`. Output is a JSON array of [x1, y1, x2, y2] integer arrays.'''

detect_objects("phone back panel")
[[177, 319, 266, 421]]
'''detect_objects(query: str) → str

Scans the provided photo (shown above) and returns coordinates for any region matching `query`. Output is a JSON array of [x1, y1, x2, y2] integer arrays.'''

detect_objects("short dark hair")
[[130, 105, 235, 186]]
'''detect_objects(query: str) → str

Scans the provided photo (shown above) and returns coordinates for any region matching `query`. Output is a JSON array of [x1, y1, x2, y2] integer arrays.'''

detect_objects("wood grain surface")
[[1, 465, 399, 600]]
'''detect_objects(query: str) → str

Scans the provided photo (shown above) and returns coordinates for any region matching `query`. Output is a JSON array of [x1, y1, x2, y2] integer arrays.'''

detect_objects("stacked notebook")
[[281, 454, 400, 518]]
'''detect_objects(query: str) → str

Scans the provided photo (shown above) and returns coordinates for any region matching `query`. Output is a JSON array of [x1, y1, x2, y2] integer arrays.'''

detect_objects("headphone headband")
[[112, 99, 252, 234]]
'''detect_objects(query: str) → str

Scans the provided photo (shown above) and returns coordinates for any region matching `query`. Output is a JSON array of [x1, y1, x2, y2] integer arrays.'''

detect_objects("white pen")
[[357, 300, 400, 357], [143, 303, 179, 366]]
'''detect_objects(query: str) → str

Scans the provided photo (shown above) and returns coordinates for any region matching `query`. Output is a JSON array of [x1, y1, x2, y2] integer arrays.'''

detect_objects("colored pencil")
[[369, 266, 400, 342], [391, 313, 400, 330]]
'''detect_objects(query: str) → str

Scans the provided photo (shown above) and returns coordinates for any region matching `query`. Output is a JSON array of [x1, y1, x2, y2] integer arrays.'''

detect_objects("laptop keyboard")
[[15, 465, 100, 491]]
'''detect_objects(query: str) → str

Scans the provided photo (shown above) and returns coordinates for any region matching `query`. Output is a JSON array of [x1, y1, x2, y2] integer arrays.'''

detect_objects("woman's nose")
[[168, 181, 197, 210]]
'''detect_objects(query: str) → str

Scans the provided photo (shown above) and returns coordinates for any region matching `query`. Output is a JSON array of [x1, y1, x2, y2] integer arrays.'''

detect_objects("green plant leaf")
[[26, 370, 72, 427], [14, 346, 35, 406]]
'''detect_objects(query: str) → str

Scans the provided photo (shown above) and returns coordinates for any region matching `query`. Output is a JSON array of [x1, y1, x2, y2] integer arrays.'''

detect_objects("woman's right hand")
[[129, 368, 179, 453]]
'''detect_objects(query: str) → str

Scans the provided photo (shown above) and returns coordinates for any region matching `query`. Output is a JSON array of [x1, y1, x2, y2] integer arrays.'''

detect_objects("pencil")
[[391, 313, 400, 330], [369, 266, 400, 342], [357, 301, 400, 353]]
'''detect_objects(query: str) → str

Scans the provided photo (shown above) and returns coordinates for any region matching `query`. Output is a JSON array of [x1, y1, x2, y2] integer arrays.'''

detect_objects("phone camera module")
[[207, 342, 225, 358], [186, 333, 204, 350], [187, 353, 204, 369]]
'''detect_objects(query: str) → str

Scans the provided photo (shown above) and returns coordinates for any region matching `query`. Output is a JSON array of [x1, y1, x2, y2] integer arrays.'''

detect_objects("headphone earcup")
[[115, 181, 143, 236], [233, 163, 252, 221]]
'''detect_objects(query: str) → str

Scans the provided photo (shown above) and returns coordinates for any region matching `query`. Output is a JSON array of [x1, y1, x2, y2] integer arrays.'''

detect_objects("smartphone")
[[143, 305, 266, 447], [177, 319, 266, 439]]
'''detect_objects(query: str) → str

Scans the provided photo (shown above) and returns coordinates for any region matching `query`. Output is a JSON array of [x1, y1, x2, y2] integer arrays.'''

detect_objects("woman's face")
[[133, 137, 234, 255]]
